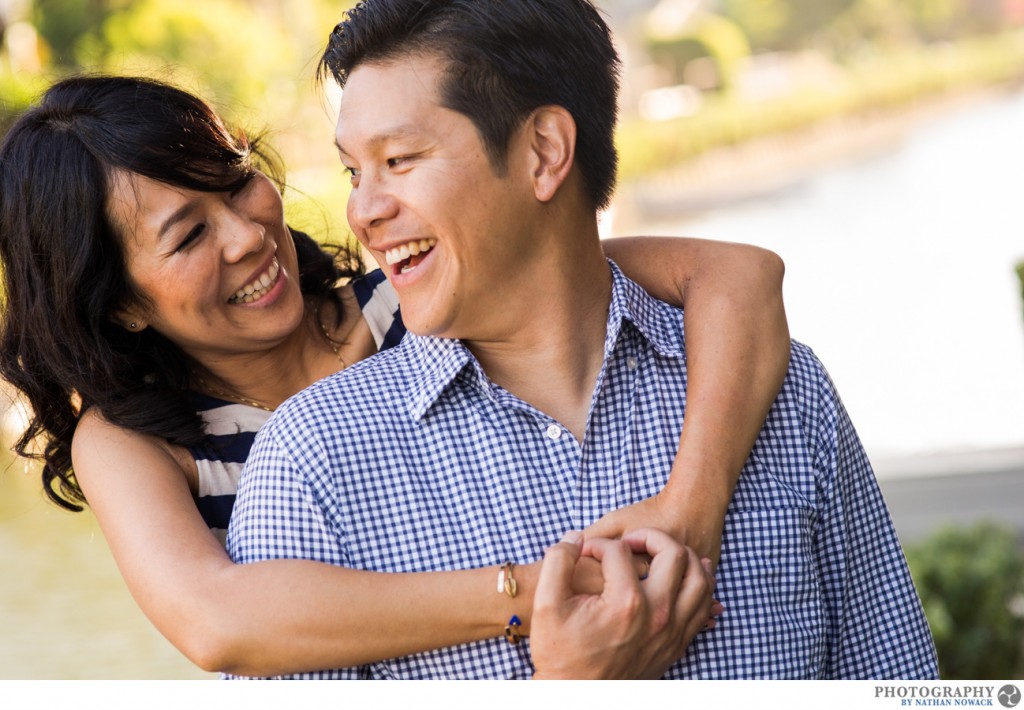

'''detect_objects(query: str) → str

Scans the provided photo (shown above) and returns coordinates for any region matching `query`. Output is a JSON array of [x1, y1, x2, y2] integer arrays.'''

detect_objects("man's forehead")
[[334, 59, 448, 151]]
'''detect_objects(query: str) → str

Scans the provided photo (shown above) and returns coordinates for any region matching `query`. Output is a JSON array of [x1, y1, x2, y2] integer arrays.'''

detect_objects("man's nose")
[[347, 174, 399, 233]]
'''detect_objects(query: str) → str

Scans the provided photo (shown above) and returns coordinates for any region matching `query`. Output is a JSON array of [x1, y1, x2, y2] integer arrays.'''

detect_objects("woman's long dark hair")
[[0, 75, 362, 511]]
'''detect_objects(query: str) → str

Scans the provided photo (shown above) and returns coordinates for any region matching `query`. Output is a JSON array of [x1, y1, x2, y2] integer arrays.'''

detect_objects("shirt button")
[[627, 357, 639, 371], [545, 424, 562, 440]]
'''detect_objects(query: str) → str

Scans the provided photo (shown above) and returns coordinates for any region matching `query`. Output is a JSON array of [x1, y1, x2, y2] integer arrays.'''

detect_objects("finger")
[[674, 546, 714, 649], [587, 537, 651, 579], [535, 531, 584, 611], [579, 531, 628, 558], [633, 552, 652, 580], [582, 513, 621, 543], [620, 527, 686, 562], [701, 558, 718, 594], [585, 537, 643, 603], [701, 600, 725, 633], [621, 528, 688, 605]]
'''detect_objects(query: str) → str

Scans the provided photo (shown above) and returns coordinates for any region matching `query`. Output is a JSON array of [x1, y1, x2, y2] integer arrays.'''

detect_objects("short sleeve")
[[811, 364, 939, 679], [226, 418, 348, 568]]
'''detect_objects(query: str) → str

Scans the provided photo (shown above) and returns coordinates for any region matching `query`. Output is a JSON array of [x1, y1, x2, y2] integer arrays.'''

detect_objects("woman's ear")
[[525, 105, 576, 203], [110, 306, 147, 333]]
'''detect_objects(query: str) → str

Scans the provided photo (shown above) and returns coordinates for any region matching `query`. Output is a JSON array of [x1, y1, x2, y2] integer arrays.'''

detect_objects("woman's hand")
[[584, 472, 730, 568]]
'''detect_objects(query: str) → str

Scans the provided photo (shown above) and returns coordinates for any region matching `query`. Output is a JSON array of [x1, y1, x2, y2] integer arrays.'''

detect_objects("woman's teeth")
[[385, 238, 437, 267], [229, 258, 280, 304]]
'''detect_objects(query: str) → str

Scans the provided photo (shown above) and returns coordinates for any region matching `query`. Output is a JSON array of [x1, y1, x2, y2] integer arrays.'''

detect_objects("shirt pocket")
[[697, 506, 827, 679]]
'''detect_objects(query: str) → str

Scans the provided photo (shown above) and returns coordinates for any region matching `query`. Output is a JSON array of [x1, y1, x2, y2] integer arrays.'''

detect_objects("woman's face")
[[106, 170, 306, 362]]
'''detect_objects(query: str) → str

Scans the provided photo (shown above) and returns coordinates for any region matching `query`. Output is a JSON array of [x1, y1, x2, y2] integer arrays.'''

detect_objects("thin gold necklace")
[[316, 299, 349, 369], [191, 302, 348, 411], [191, 371, 275, 412]]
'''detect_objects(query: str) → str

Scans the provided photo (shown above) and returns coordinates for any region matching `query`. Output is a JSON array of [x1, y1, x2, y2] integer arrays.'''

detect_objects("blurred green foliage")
[[721, 0, 855, 51], [3, 0, 357, 242], [647, 12, 751, 92], [905, 523, 1024, 679], [0, 72, 45, 134], [31, 0, 114, 66], [3, 0, 1024, 219], [619, 29, 1024, 181]]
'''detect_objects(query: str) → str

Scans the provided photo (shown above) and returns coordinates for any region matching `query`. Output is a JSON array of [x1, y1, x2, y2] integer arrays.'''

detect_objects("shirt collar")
[[604, 259, 685, 361], [404, 259, 685, 419], [405, 336, 475, 420]]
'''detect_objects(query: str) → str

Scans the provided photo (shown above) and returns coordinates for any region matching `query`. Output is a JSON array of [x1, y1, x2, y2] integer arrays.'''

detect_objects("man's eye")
[[176, 224, 205, 252], [344, 166, 361, 185]]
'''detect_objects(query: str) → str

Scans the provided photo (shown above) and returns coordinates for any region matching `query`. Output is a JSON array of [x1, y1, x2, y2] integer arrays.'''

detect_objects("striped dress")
[[188, 270, 404, 542]]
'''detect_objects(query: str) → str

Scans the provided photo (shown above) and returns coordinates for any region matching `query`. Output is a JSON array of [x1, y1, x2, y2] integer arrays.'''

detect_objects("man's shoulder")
[[269, 339, 417, 435], [783, 340, 830, 397]]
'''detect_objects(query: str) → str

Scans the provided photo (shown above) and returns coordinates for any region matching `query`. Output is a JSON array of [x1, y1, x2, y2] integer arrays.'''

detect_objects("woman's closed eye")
[[175, 223, 206, 253]]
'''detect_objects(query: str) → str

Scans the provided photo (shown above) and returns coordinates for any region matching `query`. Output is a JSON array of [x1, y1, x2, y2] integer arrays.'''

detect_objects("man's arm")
[[809, 353, 939, 679]]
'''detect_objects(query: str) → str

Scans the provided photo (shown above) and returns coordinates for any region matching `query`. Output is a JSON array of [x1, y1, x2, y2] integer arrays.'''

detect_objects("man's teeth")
[[230, 258, 280, 304], [385, 238, 437, 266]]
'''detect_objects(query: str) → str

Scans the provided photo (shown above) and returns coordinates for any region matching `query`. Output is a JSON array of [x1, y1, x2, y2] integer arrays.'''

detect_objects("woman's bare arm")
[[72, 411, 540, 676], [69, 235, 778, 675], [594, 236, 789, 564]]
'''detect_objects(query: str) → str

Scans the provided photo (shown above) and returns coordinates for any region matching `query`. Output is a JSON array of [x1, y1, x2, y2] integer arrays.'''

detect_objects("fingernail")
[[701, 558, 712, 573], [561, 530, 583, 545]]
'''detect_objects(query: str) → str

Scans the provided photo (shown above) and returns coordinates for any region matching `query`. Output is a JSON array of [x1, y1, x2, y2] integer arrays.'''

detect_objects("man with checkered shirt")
[[228, 0, 938, 679]]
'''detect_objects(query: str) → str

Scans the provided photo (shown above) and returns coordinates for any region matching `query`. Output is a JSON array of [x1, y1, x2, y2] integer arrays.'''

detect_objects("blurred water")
[[637, 89, 1024, 462], [0, 456, 212, 679]]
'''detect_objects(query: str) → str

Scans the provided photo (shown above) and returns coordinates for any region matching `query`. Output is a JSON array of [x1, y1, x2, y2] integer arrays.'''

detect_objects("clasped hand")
[[530, 528, 717, 679]]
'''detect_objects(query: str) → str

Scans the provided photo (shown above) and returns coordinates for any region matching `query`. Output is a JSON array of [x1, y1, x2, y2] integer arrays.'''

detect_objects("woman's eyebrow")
[[158, 202, 198, 240]]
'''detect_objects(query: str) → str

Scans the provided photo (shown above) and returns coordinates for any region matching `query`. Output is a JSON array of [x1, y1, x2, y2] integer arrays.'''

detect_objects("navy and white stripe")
[[189, 269, 403, 541], [228, 261, 938, 679], [352, 268, 405, 351]]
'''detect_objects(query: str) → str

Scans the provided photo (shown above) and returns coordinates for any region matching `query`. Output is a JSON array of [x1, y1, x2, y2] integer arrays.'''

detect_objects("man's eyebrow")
[[334, 126, 424, 158], [157, 202, 197, 240]]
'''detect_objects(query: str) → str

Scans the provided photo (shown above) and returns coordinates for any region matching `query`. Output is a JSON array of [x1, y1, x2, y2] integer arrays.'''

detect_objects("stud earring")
[[129, 322, 137, 330]]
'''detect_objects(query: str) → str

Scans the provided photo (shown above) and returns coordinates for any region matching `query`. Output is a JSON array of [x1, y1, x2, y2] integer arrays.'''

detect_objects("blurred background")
[[1, 0, 1023, 680]]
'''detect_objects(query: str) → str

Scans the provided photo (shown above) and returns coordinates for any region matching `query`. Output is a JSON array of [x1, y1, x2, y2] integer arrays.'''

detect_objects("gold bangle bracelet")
[[498, 562, 518, 598]]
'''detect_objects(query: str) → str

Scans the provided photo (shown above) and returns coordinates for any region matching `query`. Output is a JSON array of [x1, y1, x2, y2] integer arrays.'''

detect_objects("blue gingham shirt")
[[227, 262, 938, 679]]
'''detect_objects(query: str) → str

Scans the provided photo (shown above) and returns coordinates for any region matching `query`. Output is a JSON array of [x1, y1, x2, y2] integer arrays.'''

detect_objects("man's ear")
[[525, 106, 576, 203], [110, 305, 148, 333]]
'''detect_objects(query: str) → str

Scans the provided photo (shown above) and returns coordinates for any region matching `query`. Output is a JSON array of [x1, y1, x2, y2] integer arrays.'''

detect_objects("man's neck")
[[464, 240, 612, 442]]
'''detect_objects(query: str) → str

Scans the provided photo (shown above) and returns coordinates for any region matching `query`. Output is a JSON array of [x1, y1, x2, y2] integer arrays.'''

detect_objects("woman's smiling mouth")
[[229, 257, 280, 304]]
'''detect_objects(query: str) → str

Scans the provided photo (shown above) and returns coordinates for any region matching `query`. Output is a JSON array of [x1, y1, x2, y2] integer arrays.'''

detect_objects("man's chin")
[[401, 310, 454, 340]]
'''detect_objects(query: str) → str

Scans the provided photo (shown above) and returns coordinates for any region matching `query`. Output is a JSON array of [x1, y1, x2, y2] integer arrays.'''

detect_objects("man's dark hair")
[[319, 0, 621, 209]]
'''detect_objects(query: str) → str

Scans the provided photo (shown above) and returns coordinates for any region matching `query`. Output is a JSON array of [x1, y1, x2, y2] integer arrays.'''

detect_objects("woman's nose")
[[222, 211, 266, 263]]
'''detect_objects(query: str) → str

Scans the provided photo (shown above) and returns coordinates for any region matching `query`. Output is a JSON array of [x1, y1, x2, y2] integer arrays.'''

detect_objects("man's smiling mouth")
[[385, 238, 437, 274]]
